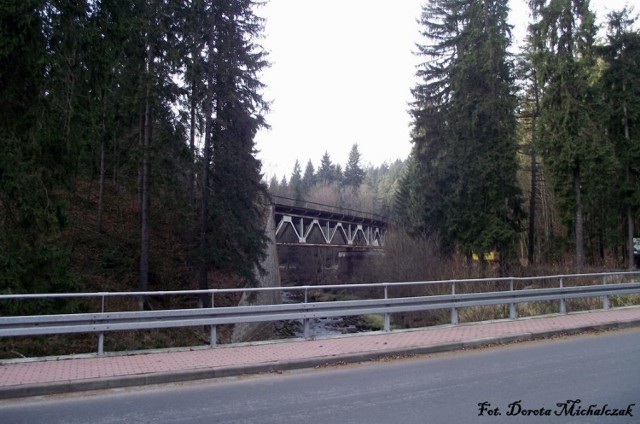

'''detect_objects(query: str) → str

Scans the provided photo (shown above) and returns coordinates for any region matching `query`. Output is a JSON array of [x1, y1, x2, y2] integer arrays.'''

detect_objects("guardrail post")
[[602, 276, 610, 310], [509, 279, 517, 320], [210, 293, 217, 348], [559, 277, 566, 314], [98, 333, 104, 355], [450, 282, 458, 325], [303, 287, 310, 339], [383, 284, 390, 332], [98, 293, 105, 355]]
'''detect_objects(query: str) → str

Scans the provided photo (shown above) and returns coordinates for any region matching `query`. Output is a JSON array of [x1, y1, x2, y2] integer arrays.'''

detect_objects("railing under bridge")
[[1, 272, 639, 355], [273, 197, 388, 248]]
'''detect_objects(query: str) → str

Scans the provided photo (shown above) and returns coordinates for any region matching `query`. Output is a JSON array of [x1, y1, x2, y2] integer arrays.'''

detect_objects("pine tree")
[[529, 0, 601, 270], [401, 0, 523, 268], [0, 1, 84, 299], [344, 143, 365, 188], [394, 156, 430, 236], [289, 160, 303, 201], [334, 164, 344, 185], [1, 0, 269, 310], [302, 159, 316, 192], [279, 175, 289, 195], [133, 0, 186, 303], [448, 0, 523, 267], [268, 175, 281, 197], [198, 0, 270, 297], [399, 0, 465, 250], [317, 151, 336, 184], [599, 8, 640, 269]]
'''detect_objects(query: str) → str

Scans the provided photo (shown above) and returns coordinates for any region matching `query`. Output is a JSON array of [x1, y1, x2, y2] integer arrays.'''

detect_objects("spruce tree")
[[198, 0, 270, 296], [334, 164, 344, 185], [344, 143, 365, 188], [0, 0, 85, 303], [401, 0, 523, 269], [529, 0, 601, 270], [1, 0, 270, 309], [400, 0, 465, 250], [448, 0, 523, 266], [317, 151, 336, 185], [289, 160, 303, 201], [180, 0, 208, 205], [599, 8, 640, 269], [302, 159, 316, 192]]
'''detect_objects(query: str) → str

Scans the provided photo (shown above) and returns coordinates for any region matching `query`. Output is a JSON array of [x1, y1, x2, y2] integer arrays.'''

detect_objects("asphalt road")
[[1, 329, 639, 424]]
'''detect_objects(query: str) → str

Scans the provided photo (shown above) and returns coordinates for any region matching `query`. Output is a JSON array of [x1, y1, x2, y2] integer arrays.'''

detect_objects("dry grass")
[[458, 305, 510, 323]]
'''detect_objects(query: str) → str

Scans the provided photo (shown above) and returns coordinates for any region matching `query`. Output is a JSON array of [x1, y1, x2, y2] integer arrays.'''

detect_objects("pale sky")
[[255, 0, 634, 181]]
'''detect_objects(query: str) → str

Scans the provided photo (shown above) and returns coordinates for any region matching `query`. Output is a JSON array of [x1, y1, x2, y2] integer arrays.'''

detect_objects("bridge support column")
[[340, 247, 354, 277], [231, 205, 282, 344]]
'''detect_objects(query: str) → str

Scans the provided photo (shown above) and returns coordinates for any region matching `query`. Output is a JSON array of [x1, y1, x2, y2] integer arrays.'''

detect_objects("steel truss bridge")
[[273, 199, 387, 249]]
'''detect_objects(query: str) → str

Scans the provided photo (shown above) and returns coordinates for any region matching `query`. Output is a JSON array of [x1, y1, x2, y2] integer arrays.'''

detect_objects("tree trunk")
[[189, 76, 197, 205], [528, 146, 537, 267], [97, 92, 107, 234], [623, 89, 635, 270], [198, 8, 217, 308], [97, 137, 105, 233], [528, 74, 540, 267], [574, 163, 584, 271], [628, 207, 635, 270], [139, 44, 153, 309]]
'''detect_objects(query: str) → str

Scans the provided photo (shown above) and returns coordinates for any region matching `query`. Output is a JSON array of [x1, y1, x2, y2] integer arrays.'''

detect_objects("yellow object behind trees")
[[472, 251, 499, 262]]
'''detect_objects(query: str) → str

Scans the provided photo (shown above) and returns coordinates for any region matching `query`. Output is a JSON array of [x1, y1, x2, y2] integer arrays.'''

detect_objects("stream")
[[280, 290, 361, 338]]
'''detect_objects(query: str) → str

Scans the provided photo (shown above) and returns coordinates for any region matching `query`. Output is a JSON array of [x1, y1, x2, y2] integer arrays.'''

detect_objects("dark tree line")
[[269, 144, 406, 219], [396, 0, 524, 274], [398, 0, 640, 272], [2, 0, 639, 310], [0, 0, 269, 308]]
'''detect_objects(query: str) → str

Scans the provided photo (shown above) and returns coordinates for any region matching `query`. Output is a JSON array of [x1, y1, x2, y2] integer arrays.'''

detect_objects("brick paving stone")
[[1, 307, 639, 391]]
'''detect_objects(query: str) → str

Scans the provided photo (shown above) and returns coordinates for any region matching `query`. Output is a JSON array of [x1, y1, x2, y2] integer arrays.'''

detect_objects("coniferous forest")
[[276, 1, 640, 276], [1, 0, 269, 311], [1, 0, 639, 312]]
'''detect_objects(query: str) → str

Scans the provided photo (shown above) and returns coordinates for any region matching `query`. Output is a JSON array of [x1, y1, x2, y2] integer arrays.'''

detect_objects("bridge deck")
[[273, 201, 388, 248]]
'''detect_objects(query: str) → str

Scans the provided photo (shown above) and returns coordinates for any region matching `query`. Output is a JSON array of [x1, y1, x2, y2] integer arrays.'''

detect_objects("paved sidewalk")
[[2, 307, 640, 400]]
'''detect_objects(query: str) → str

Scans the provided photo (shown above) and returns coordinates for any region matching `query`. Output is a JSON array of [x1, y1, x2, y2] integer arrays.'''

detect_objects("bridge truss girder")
[[274, 214, 386, 248]]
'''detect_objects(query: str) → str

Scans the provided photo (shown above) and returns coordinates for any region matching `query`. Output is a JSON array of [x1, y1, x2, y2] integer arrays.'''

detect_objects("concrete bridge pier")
[[230, 205, 281, 343], [338, 248, 383, 278]]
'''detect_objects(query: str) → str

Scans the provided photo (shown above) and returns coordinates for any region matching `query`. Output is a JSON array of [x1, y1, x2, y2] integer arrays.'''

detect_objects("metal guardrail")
[[1, 272, 639, 355]]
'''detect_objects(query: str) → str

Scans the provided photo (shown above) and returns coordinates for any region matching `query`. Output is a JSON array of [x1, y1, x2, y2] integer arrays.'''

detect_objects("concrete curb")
[[2, 318, 639, 400]]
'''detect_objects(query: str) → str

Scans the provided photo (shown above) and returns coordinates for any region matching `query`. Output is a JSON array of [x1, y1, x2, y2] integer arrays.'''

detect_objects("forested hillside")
[[1, 0, 270, 312], [1, 0, 639, 312], [268, 145, 406, 219]]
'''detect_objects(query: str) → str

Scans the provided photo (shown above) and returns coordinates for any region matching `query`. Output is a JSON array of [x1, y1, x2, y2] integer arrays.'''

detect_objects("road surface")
[[1, 329, 638, 423]]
